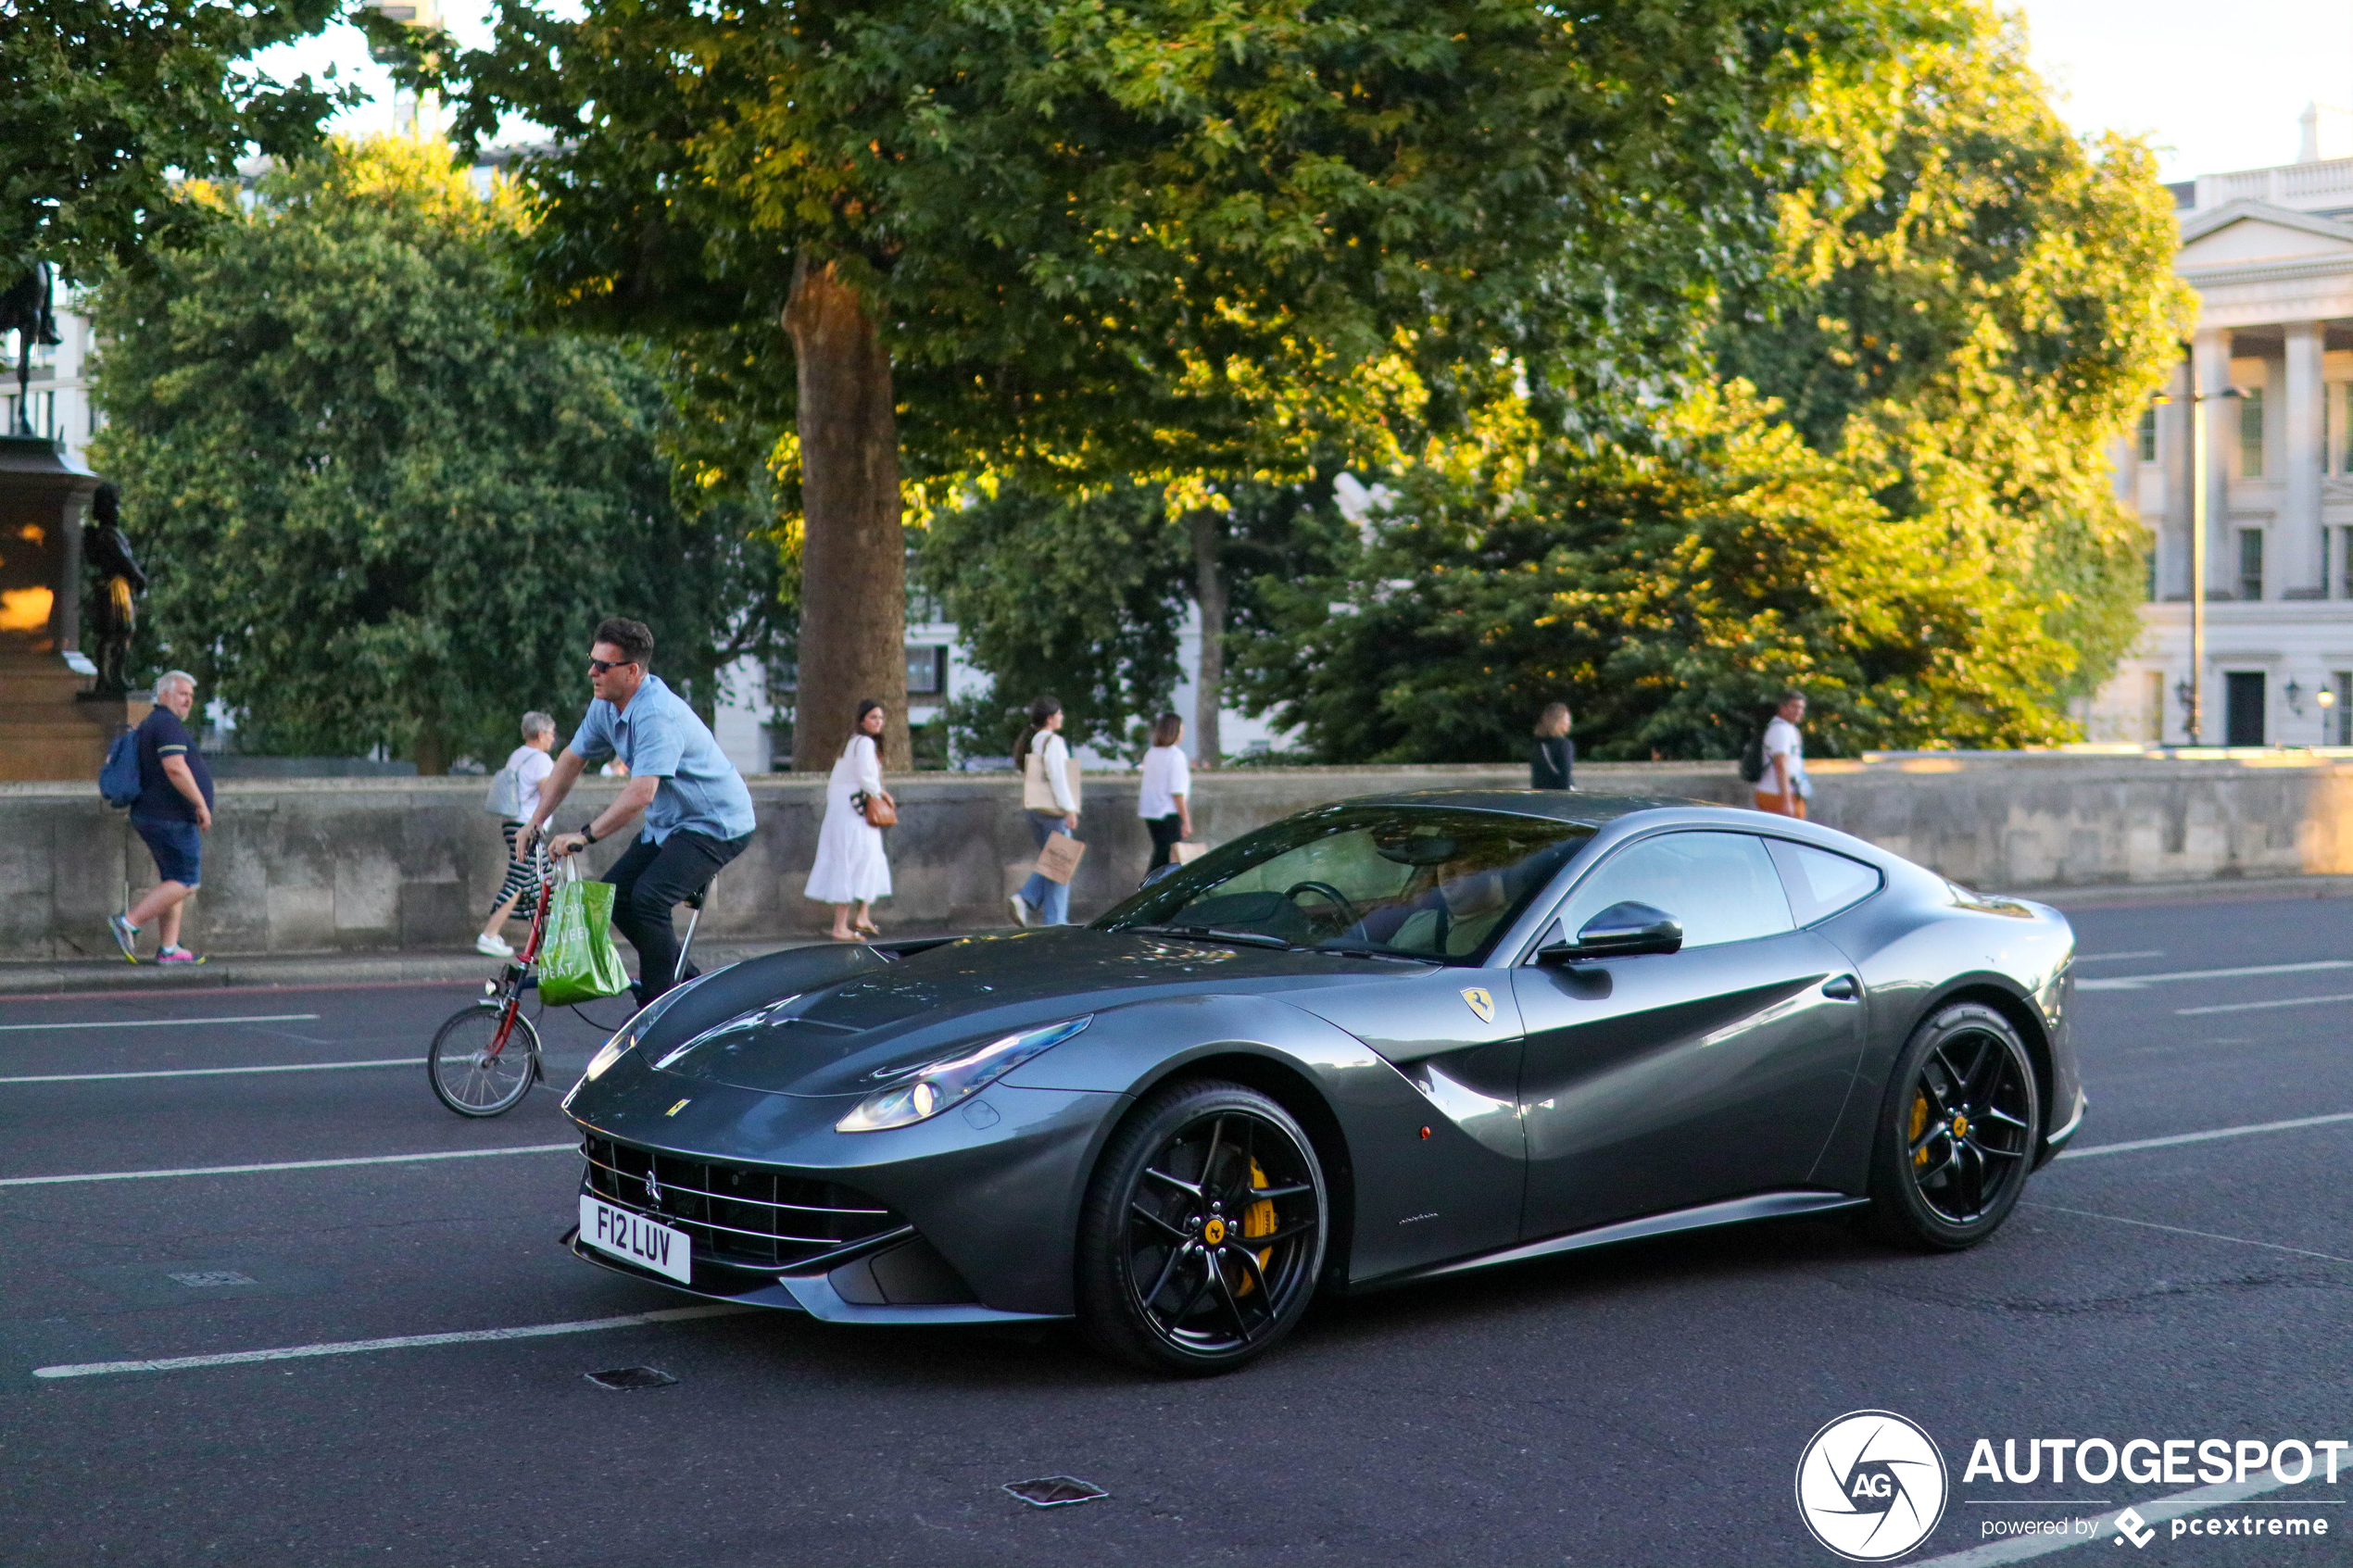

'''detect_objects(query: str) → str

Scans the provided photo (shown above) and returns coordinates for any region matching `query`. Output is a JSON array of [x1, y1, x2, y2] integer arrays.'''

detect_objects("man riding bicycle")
[[516, 617, 757, 1003]]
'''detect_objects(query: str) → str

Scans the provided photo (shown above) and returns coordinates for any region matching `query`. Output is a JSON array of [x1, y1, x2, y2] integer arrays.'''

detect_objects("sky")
[[265, 0, 2348, 183]]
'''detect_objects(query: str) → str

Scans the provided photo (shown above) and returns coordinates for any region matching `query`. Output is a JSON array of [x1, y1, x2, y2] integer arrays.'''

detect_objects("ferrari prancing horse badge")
[[1461, 987, 1495, 1023]]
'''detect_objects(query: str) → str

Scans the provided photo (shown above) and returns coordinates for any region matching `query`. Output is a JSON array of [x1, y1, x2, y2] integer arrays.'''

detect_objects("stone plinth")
[[0, 433, 107, 780]]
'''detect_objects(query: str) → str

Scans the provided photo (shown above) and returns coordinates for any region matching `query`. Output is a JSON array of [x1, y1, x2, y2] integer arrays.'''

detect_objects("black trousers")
[[1144, 813, 1185, 871], [604, 829, 749, 1001]]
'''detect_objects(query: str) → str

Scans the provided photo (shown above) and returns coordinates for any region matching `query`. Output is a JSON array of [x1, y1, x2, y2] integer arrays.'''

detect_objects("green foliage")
[[4, 0, 346, 281], [1234, 386, 2082, 762], [917, 483, 1192, 758], [88, 137, 781, 771]]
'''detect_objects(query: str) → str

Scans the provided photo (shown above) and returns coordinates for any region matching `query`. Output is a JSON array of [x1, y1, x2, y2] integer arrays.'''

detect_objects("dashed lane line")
[[31, 1303, 758, 1380], [2177, 990, 2353, 1016], [2057, 1110, 2353, 1160], [0, 1142, 574, 1187], [1912, 1474, 2322, 1566], [0, 1058, 421, 1085], [0, 1013, 321, 1033], [2076, 959, 2353, 991], [2022, 1201, 2353, 1266]]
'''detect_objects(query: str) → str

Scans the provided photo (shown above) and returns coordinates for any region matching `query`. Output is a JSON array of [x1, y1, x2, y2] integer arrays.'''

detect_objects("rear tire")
[[1076, 1080, 1327, 1375], [1866, 1002, 2040, 1251], [428, 1002, 541, 1118]]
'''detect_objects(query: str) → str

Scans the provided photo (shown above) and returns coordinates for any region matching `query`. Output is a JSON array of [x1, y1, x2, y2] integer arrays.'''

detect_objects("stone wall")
[[5, 752, 2349, 961]]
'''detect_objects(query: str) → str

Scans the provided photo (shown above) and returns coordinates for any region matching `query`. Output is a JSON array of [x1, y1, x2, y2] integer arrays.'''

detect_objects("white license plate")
[[579, 1194, 692, 1285]]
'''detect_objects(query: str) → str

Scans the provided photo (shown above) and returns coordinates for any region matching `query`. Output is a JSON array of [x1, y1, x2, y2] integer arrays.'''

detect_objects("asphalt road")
[[1, 896, 2347, 1567]]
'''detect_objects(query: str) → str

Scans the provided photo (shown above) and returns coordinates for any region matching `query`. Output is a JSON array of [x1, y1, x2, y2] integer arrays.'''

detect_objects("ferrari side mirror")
[[1139, 862, 1182, 889], [1540, 901, 1684, 963]]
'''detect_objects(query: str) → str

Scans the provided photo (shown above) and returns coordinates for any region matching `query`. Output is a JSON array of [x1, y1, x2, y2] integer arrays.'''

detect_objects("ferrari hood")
[[640, 926, 1422, 1098]]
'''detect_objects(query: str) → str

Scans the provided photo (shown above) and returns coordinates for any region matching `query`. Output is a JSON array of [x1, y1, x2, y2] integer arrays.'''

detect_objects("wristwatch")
[[577, 821, 599, 845]]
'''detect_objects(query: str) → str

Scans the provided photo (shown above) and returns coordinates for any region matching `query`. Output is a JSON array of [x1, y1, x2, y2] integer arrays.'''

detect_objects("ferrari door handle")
[[1821, 975, 1860, 1001]]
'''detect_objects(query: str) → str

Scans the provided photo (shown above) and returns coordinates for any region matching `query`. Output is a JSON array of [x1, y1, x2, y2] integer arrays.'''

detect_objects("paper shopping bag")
[[1171, 841, 1209, 865], [1034, 832, 1088, 885]]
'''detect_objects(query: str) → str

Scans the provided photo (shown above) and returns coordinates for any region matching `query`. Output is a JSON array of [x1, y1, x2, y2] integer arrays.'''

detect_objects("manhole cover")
[[169, 1271, 257, 1288], [584, 1366, 677, 1391], [1003, 1476, 1108, 1509]]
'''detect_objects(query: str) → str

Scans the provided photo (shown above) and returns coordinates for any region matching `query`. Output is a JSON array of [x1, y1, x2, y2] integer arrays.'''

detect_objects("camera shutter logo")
[[1794, 1410, 1948, 1562]]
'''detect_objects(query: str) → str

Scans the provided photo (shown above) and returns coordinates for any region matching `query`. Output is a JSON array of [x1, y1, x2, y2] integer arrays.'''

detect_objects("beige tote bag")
[[1022, 750, 1083, 811]]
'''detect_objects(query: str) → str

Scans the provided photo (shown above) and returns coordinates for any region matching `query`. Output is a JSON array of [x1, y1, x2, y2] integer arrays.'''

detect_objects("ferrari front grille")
[[579, 1132, 903, 1271]]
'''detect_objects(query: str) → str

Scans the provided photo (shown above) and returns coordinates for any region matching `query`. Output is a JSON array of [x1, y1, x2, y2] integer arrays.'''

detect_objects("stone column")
[[2196, 329, 2233, 597], [2166, 356, 2195, 598], [2284, 321, 2325, 596]]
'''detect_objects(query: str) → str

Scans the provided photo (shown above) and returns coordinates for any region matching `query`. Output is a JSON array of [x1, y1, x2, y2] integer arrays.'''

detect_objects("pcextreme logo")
[[1795, 1411, 1950, 1562]]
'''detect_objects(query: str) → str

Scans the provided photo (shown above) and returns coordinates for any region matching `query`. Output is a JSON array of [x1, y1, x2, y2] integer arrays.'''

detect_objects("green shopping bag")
[[537, 859, 631, 1006]]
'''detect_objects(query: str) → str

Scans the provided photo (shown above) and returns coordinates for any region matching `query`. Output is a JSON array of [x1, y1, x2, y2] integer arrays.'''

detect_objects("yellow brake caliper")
[[1232, 1159, 1278, 1297], [1910, 1093, 1931, 1168]]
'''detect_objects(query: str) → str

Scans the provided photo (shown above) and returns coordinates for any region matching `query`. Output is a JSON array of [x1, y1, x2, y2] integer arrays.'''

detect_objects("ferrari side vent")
[[580, 1133, 903, 1271]]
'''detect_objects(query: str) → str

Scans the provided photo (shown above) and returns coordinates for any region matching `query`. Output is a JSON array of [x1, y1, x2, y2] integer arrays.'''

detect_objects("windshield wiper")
[[1129, 922, 1294, 951], [1307, 943, 1424, 963]]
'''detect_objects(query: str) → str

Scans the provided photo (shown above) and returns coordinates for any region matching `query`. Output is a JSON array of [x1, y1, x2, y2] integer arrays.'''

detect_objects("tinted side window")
[[1551, 832, 1794, 949], [1767, 839, 1884, 925]]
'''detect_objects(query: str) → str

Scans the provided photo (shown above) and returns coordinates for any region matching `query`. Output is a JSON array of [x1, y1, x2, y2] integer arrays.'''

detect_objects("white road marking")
[[2072, 949, 2164, 962], [2057, 1110, 2353, 1160], [2076, 959, 2353, 991], [0, 1142, 574, 1187], [32, 1303, 757, 1380], [2176, 990, 2353, 1016], [2022, 1201, 2353, 1265], [0, 1013, 321, 1033], [0, 1059, 420, 1085], [1912, 1474, 2324, 1566]]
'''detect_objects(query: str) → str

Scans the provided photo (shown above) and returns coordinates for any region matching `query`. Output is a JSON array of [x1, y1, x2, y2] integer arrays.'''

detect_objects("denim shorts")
[[131, 815, 202, 887]]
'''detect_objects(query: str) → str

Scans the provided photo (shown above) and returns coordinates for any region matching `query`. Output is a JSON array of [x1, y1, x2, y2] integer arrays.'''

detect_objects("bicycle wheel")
[[428, 1002, 541, 1118]]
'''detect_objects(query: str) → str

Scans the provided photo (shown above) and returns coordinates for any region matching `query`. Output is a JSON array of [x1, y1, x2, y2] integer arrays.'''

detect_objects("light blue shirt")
[[568, 673, 757, 845]]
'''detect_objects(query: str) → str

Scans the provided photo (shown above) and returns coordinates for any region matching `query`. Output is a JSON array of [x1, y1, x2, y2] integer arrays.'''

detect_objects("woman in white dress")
[[804, 699, 896, 940]]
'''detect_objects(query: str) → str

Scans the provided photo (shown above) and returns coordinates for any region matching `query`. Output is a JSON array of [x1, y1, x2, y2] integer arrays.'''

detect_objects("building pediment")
[[2178, 201, 2353, 269]]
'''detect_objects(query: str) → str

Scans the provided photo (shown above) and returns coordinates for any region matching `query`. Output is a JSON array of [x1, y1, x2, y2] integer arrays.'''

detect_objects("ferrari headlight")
[[583, 972, 712, 1083], [835, 1016, 1092, 1133]]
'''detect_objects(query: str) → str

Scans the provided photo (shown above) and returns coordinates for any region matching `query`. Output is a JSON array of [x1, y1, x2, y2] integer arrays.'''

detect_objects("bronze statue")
[[0, 262, 62, 435], [84, 483, 146, 697]]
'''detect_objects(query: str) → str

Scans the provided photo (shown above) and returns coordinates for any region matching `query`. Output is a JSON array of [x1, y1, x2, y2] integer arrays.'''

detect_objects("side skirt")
[[1354, 1189, 1869, 1292]]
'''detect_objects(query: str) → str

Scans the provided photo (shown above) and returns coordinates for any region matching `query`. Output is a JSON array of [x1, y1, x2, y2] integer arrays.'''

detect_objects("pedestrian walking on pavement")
[[1530, 702, 1575, 790], [1138, 711, 1193, 873], [517, 617, 757, 1004], [475, 711, 560, 959], [1009, 696, 1078, 927], [1755, 689, 1810, 819], [805, 698, 896, 941], [108, 670, 215, 964]]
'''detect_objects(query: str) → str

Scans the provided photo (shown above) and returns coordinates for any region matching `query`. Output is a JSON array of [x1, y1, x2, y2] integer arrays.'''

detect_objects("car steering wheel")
[[1282, 880, 1363, 929]]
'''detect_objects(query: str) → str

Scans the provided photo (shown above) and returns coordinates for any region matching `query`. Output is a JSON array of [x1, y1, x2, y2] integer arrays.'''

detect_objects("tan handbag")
[[1022, 747, 1082, 810], [1171, 840, 1208, 864], [854, 791, 896, 827], [1034, 832, 1087, 885]]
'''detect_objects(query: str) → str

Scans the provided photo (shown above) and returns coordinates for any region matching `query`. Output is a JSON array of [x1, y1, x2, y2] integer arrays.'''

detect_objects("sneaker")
[[1008, 893, 1032, 929], [154, 947, 206, 965], [107, 913, 141, 963], [474, 933, 515, 959]]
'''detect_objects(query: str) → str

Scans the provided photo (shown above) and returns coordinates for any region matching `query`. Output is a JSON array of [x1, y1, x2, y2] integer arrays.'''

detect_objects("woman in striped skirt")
[[476, 712, 559, 958]]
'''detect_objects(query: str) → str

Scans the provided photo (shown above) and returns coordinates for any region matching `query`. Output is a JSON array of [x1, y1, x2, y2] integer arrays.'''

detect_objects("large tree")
[[89, 137, 781, 771], [5, 0, 345, 282], [396, 0, 1918, 770]]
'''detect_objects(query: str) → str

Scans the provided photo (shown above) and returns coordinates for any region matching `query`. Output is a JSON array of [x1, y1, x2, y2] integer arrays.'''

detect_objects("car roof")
[[1340, 788, 1714, 826]]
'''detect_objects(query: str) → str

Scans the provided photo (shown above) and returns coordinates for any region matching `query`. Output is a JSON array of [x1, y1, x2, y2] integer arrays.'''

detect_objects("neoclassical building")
[[2091, 151, 2353, 747]]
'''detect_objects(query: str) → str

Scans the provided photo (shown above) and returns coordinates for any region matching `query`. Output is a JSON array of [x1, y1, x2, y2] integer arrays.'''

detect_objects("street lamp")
[[2155, 353, 2244, 746], [2320, 684, 2337, 746]]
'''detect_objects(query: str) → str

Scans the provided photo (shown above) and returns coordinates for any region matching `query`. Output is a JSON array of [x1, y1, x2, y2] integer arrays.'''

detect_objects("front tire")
[[428, 1003, 541, 1118], [1866, 1002, 2040, 1250], [1076, 1080, 1328, 1375]]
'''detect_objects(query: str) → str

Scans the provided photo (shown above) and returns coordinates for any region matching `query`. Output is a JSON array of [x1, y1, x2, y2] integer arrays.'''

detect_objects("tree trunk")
[[1189, 508, 1226, 769], [784, 256, 910, 771]]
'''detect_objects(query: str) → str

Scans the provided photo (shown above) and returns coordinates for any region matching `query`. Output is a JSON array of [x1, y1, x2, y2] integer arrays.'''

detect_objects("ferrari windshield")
[[1097, 806, 1594, 964]]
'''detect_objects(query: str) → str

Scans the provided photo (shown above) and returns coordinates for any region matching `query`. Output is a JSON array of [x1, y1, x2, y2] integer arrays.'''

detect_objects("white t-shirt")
[[1760, 717, 1809, 798], [1139, 745, 1191, 820], [505, 744, 556, 821]]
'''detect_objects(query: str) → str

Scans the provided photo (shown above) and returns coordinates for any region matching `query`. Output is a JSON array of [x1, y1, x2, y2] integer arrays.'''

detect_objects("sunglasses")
[[587, 656, 636, 675]]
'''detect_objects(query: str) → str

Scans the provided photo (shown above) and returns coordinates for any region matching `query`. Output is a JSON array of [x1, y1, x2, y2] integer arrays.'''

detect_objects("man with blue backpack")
[[102, 670, 215, 964]]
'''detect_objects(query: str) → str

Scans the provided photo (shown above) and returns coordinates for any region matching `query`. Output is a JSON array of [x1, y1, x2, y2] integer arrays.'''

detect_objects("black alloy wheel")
[[1867, 1001, 2041, 1250], [1076, 1080, 1328, 1375]]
